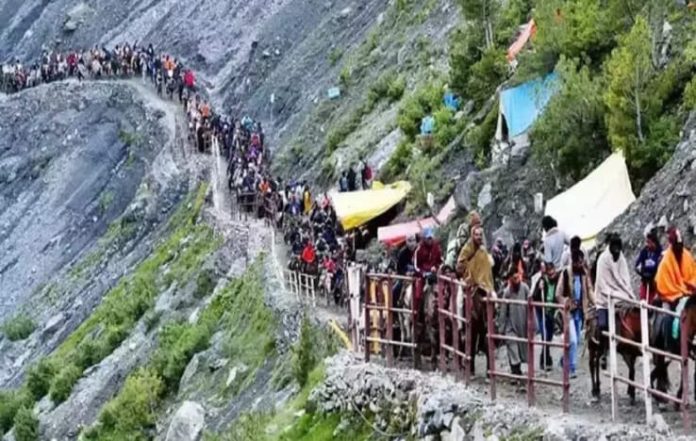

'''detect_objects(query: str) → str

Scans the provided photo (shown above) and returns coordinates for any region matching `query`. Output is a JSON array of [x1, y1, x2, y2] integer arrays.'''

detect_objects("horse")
[[650, 296, 696, 405], [588, 306, 643, 404]]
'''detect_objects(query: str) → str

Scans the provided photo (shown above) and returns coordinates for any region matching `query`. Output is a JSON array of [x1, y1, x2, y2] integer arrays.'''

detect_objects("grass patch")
[[13, 406, 38, 441], [99, 191, 115, 214], [1, 314, 35, 342], [0, 185, 217, 432], [194, 269, 216, 299], [84, 260, 274, 440], [118, 130, 142, 147]]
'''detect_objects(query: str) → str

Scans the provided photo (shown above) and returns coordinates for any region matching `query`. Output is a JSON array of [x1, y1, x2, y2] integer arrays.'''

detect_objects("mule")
[[650, 296, 696, 406], [588, 307, 642, 404]]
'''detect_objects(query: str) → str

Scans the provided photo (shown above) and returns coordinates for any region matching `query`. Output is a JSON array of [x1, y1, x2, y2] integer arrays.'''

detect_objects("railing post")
[[364, 275, 371, 362], [608, 295, 618, 422], [562, 300, 570, 413], [639, 300, 653, 424], [464, 285, 472, 386], [527, 295, 535, 407], [451, 281, 461, 380], [386, 278, 394, 368], [413, 277, 421, 369], [680, 310, 691, 432], [485, 294, 496, 401], [437, 277, 447, 373]]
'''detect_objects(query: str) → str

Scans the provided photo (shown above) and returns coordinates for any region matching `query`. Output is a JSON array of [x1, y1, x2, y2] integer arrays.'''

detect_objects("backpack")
[[363, 165, 372, 181]]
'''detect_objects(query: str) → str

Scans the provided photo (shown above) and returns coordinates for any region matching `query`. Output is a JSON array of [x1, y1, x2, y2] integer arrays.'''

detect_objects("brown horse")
[[588, 307, 643, 404], [650, 297, 696, 404]]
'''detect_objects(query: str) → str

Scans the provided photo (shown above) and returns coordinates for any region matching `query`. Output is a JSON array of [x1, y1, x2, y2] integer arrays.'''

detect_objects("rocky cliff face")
[[609, 112, 696, 257]]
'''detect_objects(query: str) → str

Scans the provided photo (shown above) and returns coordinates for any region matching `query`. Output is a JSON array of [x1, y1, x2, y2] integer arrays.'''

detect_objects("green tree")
[[457, 0, 498, 48], [531, 57, 609, 180], [466, 47, 508, 105], [603, 17, 658, 176], [449, 25, 485, 95]]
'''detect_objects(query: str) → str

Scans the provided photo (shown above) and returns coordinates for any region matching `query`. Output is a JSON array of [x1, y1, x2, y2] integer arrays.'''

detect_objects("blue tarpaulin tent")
[[443, 92, 460, 111], [497, 72, 559, 138], [420, 116, 435, 135]]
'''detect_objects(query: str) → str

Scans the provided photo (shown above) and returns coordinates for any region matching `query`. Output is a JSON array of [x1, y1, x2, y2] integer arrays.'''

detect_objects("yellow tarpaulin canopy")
[[330, 181, 412, 230], [545, 152, 636, 248]]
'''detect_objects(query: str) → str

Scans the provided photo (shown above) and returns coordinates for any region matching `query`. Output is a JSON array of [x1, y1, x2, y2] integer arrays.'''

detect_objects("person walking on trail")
[[338, 171, 349, 192], [531, 262, 560, 371], [655, 227, 696, 338], [347, 166, 357, 192], [361, 160, 373, 190], [414, 228, 442, 275], [593, 234, 635, 336], [635, 229, 662, 304], [456, 225, 494, 295], [497, 268, 530, 379], [542, 215, 569, 270], [556, 248, 595, 378]]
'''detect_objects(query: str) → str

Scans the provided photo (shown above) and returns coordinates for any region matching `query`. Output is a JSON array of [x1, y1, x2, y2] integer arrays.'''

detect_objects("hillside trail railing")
[[436, 276, 472, 384], [484, 294, 571, 411], [284, 270, 317, 306], [363, 273, 419, 368], [604, 293, 690, 430]]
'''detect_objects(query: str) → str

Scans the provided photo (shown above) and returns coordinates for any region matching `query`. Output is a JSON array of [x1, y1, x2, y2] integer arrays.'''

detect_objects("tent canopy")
[[545, 152, 636, 247], [507, 19, 537, 62], [377, 197, 457, 247], [497, 73, 559, 139], [331, 181, 412, 231]]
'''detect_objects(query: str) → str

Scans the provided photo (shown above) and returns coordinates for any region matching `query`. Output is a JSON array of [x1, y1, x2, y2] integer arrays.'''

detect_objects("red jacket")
[[414, 241, 442, 273], [184, 71, 195, 88]]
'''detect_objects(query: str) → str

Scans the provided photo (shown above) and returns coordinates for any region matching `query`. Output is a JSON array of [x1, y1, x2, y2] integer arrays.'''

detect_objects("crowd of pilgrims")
[[5, 44, 696, 384], [382, 213, 696, 379]]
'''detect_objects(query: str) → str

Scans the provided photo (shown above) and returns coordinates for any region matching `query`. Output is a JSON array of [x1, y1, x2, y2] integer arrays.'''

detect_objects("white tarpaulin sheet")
[[545, 152, 636, 246]]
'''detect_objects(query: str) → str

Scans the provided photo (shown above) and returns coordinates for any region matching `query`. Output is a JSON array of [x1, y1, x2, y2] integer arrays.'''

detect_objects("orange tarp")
[[507, 19, 537, 62], [656, 247, 696, 303]]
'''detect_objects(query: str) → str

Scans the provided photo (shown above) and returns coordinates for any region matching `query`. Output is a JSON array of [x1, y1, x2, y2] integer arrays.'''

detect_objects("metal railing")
[[436, 276, 473, 384], [363, 273, 419, 368], [484, 294, 571, 412], [604, 293, 690, 429]]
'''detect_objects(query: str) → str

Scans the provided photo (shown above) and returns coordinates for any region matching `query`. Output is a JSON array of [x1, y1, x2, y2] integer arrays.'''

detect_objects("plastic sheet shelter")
[[507, 19, 537, 62], [495, 72, 559, 149], [330, 181, 412, 231], [377, 196, 457, 247], [545, 152, 636, 247]]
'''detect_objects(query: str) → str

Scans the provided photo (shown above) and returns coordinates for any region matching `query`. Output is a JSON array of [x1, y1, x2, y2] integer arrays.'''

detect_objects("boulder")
[[41, 312, 66, 338], [165, 401, 205, 441], [63, 3, 94, 33]]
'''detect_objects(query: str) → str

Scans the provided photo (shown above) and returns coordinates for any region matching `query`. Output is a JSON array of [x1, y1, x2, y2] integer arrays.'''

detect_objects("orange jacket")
[[655, 246, 696, 302]]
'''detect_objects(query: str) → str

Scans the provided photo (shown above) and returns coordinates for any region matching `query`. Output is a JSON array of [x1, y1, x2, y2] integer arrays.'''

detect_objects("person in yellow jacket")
[[303, 186, 312, 215]]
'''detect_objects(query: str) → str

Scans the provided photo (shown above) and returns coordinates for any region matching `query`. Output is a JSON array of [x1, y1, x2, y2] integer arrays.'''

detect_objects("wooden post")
[[639, 300, 653, 424], [608, 295, 618, 422], [527, 294, 536, 407], [437, 277, 447, 373], [485, 295, 497, 401]]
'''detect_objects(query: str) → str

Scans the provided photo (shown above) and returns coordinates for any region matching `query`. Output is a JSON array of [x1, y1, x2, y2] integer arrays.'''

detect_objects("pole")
[[465, 285, 472, 386], [386, 278, 394, 368], [486, 295, 497, 401], [527, 294, 536, 407], [608, 295, 618, 422], [364, 275, 371, 362], [438, 278, 447, 373], [639, 300, 653, 424], [680, 311, 690, 431], [562, 301, 570, 413]]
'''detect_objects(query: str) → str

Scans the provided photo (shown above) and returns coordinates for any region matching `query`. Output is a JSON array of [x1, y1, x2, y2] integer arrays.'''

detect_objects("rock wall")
[[310, 352, 686, 441]]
